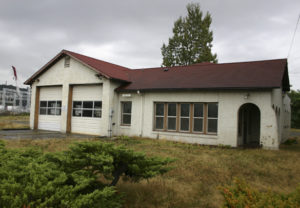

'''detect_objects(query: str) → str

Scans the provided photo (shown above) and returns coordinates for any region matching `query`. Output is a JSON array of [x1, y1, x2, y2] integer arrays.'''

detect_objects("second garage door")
[[71, 85, 103, 135]]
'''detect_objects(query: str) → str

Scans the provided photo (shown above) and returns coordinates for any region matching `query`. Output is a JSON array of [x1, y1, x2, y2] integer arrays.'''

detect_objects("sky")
[[0, 0, 300, 90]]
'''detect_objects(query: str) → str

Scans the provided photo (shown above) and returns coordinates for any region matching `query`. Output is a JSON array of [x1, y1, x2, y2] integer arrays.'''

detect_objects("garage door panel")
[[38, 115, 61, 131], [71, 117, 102, 135], [40, 87, 62, 100], [73, 85, 102, 101]]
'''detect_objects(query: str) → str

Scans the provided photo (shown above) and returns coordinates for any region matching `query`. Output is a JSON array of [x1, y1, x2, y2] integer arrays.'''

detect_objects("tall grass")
[[2, 136, 300, 207]]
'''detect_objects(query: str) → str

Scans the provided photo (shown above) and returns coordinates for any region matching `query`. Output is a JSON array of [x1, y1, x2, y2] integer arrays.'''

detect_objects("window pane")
[[208, 119, 218, 133], [56, 109, 61, 116], [168, 103, 176, 116], [56, 101, 62, 107], [155, 117, 164, 129], [167, 117, 176, 130], [83, 110, 93, 117], [83, 101, 93, 109], [40, 108, 47, 115], [123, 102, 132, 114], [94, 101, 102, 109], [73, 101, 82, 108], [40, 101, 47, 107], [155, 103, 164, 116], [180, 118, 189, 131], [181, 104, 190, 117], [48, 101, 56, 108], [122, 115, 131, 125], [193, 118, 203, 132], [208, 103, 218, 118], [194, 103, 203, 117], [94, 110, 101, 118], [73, 109, 82, 117], [48, 108, 56, 115]]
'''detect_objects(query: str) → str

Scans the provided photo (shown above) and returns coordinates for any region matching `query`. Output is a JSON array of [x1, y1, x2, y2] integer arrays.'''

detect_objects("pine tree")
[[161, 3, 217, 67]]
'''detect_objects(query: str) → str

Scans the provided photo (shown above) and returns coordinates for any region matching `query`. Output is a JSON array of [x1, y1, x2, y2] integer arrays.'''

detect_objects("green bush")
[[221, 178, 300, 208], [0, 140, 173, 207]]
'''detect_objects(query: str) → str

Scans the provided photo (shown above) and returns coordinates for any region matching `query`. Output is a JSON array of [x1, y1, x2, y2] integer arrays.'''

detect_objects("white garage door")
[[71, 85, 102, 135], [38, 86, 62, 131]]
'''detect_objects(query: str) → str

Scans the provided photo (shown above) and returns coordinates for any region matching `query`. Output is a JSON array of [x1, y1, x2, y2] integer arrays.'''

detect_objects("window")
[[64, 56, 70, 68], [39, 100, 62, 116], [167, 103, 177, 130], [72, 101, 102, 118], [121, 102, 132, 125], [180, 103, 190, 131], [193, 103, 204, 132], [155, 103, 164, 129], [207, 103, 218, 133], [154, 102, 218, 134]]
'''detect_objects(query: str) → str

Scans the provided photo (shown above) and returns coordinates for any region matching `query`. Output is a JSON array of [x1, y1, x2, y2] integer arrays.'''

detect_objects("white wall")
[[113, 90, 280, 149]]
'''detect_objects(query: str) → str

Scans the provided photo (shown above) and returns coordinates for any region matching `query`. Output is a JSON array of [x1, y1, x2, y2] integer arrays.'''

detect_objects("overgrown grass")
[[2, 136, 300, 207], [0, 115, 29, 130]]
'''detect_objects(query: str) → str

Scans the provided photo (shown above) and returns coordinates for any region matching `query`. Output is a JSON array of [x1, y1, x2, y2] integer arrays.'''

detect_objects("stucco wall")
[[114, 90, 280, 149]]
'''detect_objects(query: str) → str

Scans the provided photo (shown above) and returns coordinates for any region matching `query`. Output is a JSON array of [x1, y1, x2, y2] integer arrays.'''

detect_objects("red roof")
[[24, 50, 290, 92], [121, 59, 289, 91]]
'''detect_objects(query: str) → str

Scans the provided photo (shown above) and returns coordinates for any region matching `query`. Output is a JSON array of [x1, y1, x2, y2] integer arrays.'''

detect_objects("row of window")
[[73, 101, 102, 118], [39, 100, 218, 134], [39, 101, 62, 115], [154, 102, 218, 134]]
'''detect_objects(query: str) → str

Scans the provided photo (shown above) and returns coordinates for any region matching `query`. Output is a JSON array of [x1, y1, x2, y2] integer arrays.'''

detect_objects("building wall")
[[114, 90, 280, 149]]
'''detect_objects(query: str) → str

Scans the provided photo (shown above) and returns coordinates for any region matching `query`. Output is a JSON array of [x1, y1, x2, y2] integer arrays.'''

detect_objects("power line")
[[288, 13, 300, 58]]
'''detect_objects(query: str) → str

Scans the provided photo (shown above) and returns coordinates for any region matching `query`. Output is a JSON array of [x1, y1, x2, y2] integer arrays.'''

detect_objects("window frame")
[[121, 101, 132, 126], [153, 102, 218, 135], [193, 103, 204, 133], [167, 103, 177, 131], [72, 101, 102, 118], [39, 100, 62, 116], [206, 103, 218, 134]]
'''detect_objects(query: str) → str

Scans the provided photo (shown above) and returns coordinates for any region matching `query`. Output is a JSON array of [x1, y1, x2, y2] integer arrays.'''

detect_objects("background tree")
[[161, 3, 217, 67], [289, 90, 300, 129]]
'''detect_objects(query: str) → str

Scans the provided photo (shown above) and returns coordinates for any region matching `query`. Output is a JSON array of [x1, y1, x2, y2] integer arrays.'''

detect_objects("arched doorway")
[[238, 103, 261, 147]]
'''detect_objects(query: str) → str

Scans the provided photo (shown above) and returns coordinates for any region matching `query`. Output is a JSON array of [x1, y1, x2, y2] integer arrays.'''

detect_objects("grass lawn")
[[1, 134, 300, 208], [0, 114, 29, 130]]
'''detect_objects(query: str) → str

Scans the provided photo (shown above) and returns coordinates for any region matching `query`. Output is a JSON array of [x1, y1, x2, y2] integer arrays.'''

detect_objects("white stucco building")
[[25, 50, 291, 150]]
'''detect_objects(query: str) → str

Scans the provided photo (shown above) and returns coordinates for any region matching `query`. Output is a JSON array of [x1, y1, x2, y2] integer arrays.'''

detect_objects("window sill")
[[120, 125, 131, 128], [152, 130, 218, 138]]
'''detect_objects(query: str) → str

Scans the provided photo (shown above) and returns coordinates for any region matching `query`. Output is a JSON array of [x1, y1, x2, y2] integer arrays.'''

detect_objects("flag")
[[12, 66, 17, 80], [11, 66, 21, 97]]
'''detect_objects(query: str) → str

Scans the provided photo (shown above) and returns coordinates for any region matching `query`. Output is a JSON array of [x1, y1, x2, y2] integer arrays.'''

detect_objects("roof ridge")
[[131, 58, 287, 71]]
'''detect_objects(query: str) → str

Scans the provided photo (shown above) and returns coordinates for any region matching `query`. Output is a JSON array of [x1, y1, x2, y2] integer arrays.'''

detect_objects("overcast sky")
[[1, 0, 299, 90]]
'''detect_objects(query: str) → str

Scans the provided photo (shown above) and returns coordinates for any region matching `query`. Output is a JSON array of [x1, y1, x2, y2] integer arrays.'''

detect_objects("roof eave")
[[116, 86, 280, 92]]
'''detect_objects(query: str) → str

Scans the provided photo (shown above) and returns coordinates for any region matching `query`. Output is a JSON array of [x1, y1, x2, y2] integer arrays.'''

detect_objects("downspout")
[[108, 109, 114, 138], [140, 91, 145, 137]]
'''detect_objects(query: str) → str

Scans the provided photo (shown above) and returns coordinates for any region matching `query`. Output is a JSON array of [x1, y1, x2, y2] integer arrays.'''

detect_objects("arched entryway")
[[238, 103, 261, 147]]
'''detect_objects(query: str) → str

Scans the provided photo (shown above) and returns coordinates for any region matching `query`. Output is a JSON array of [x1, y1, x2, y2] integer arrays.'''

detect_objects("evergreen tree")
[[161, 3, 217, 67]]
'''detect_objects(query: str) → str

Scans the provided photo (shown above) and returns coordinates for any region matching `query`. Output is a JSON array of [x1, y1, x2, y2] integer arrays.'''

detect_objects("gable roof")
[[24, 50, 131, 85], [24, 50, 290, 92]]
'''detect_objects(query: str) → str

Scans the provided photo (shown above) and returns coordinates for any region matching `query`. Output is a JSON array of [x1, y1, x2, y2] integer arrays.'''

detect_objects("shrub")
[[0, 140, 173, 207], [221, 178, 300, 208]]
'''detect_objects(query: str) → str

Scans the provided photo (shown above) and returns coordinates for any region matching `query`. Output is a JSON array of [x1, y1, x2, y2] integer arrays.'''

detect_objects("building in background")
[[0, 84, 31, 113]]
